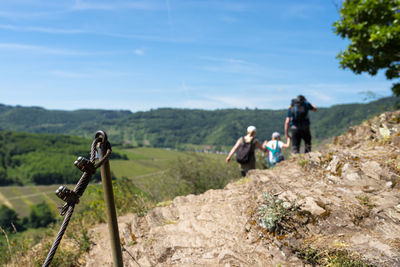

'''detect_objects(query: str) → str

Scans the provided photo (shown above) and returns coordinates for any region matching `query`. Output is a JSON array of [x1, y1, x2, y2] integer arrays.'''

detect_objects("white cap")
[[272, 132, 280, 139], [247, 126, 256, 133]]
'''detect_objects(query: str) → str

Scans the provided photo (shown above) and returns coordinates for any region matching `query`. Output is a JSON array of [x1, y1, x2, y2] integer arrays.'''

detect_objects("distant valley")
[[0, 96, 398, 147]]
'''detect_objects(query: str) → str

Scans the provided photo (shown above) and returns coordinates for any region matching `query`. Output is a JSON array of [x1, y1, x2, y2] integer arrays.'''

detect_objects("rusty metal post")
[[97, 142, 124, 267]]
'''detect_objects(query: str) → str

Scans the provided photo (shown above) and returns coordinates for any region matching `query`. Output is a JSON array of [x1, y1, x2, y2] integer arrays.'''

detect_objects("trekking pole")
[[96, 131, 124, 267]]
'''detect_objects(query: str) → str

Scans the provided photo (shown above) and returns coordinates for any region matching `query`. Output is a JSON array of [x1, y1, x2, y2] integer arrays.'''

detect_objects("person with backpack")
[[225, 126, 266, 177], [262, 132, 291, 167], [284, 95, 317, 153]]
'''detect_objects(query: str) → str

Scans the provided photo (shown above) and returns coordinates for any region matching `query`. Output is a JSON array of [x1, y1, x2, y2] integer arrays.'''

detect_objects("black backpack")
[[290, 98, 308, 123], [236, 137, 254, 164]]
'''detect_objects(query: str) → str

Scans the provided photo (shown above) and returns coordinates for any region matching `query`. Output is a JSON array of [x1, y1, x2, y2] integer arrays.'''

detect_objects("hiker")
[[262, 132, 290, 167], [284, 95, 317, 153], [225, 126, 266, 177]]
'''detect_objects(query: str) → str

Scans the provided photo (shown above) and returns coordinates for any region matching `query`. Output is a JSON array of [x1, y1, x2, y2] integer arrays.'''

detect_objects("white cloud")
[[0, 10, 56, 19], [182, 99, 224, 109], [218, 15, 238, 23], [282, 3, 325, 19], [200, 56, 262, 75], [0, 24, 85, 34], [0, 23, 194, 44], [95, 31, 195, 43], [166, 0, 172, 26], [49, 70, 89, 78], [72, 0, 160, 11], [134, 49, 144, 56], [0, 42, 86, 56], [175, 80, 393, 110], [184, 1, 249, 12], [49, 69, 135, 78]]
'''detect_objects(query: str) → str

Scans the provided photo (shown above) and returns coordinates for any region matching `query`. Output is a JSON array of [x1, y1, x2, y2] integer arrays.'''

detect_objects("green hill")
[[0, 131, 129, 186], [0, 144, 187, 216], [0, 97, 398, 147], [0, 105, 131, 135]]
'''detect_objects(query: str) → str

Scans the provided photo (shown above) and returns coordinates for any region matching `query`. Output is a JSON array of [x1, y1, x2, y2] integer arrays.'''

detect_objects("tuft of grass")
[[162, 219, 177, 226], [156, 200, 173, 207], [355, 195, 375, 210], [235, 176, 252, 185], [32, 241, 82, 267], [258, 192, 299, 234], [297, 155, 308, 168], [295, 246, 322, 265], [294, 246, 372, 267]]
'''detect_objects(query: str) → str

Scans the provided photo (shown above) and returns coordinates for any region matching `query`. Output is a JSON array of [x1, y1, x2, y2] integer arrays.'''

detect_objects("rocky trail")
[[86, 111, 400, 266]]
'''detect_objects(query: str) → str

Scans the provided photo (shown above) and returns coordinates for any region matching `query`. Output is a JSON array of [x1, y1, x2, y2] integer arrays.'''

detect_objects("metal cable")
[[122, 246, 141, 267], [42, 205, 74, 267], [42, 132, 111, 267]]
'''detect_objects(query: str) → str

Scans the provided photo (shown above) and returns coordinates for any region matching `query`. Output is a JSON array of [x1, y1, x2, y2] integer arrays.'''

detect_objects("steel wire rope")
[[42, 131, 111, 267]]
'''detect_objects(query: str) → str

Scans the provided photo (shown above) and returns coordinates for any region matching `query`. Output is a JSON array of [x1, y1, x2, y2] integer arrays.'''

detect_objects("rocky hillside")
[[86, 111, 400, 266]]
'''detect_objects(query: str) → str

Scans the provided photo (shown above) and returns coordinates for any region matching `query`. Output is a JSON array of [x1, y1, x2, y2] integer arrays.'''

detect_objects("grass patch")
[[294, 246, 372, 267], [156, 200, 173, 207], [355, 195, 376, 210], [111, 160, 159, 177], [235, 176, 253, 185], [297, 155, 308, 168]]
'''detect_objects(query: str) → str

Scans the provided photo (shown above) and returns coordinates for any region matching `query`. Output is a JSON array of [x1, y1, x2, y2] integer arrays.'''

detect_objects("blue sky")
[[0, 0, 393, 111]]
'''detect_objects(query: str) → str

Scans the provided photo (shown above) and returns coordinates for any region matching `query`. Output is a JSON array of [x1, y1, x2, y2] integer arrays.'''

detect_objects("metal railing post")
[[97, 142, 124, 267]]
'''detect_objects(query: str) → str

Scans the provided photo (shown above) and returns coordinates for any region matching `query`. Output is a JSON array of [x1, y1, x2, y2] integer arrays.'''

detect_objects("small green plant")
[[329, 249, 371, 266], [235, 176, 252, 185], [294, 246, 322, 265], [297, 155, 308, 168], [33, 241, 81, 267], [166, 153, 241, 196], [258, 192, 299, 234], [68, 227, 92, 254], [294, 246, 372, 267], [156, 200, 173, 207], [355, 195, 375, 210]]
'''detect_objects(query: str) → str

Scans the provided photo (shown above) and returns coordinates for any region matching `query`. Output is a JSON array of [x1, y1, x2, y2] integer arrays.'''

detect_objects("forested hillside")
[[0, 97, 398, 147], [0, 105, 131, 134], [0, 131, 127, 186]]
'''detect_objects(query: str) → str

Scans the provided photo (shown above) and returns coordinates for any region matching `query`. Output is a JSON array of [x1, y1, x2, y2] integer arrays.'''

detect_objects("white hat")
[[272, 132, 280, 139], [247, 126, 256, 133]]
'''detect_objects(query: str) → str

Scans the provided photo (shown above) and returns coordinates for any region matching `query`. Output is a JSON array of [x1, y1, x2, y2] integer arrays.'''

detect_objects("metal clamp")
[[74, 156, 96, 174], [56, 186, 80, 205]]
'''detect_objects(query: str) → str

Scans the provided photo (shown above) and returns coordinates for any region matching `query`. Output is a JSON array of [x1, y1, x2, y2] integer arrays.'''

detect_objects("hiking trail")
[[86, 111, 400, 266]]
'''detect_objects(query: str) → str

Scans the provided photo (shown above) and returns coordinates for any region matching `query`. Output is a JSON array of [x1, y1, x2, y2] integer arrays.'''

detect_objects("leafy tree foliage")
[[27, 202, 56, 228], [0, 205, 24, 232], [333, 0, 400, 94], [0, 131, 124, 185], [168, 153, 241, 195]]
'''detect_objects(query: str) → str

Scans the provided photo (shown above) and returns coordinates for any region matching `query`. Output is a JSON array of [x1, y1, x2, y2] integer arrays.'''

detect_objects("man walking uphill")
[[284, 95, 317, 153]]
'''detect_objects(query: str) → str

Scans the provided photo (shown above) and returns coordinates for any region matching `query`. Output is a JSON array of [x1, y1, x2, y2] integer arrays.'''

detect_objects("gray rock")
[[300, 197, 326, 216], [361, 161, 382, 180]]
